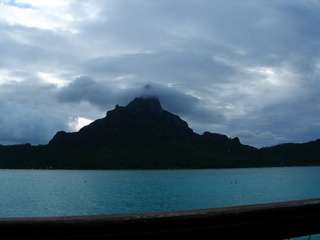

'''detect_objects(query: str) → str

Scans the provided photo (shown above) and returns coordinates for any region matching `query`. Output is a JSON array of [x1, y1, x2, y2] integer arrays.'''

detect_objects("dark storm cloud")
[[0, 80, 69, 145], [138, 83, 226, 124], [57, 76, 113, 108], [57, 77, 226, 125]]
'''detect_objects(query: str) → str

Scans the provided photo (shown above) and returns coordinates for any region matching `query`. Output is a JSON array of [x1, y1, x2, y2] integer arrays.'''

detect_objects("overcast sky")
[[0, 0, 319, 148]]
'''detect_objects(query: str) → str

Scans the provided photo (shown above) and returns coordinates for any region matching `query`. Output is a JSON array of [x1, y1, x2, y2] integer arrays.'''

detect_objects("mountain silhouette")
[[0, 97, 320, 169], [49, 97, 194, 148]]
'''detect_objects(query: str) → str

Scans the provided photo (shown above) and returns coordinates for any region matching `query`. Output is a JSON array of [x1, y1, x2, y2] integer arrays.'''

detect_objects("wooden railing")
[[1, 198, 320, 239]]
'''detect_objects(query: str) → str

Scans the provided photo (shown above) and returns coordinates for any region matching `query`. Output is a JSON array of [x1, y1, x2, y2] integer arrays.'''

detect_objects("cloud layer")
[[0, 0, 320, 147]]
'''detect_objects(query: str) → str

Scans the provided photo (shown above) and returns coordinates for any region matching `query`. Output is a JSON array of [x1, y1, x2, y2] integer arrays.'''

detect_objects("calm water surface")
[[1, 167, 320, 218]]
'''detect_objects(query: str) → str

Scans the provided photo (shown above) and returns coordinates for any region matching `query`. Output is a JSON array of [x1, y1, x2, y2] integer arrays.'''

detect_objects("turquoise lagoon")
[[1, 167, 320, 218]]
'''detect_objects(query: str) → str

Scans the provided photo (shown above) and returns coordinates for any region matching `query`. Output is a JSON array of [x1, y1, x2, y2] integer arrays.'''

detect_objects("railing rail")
[[1, 198, 320, 239]]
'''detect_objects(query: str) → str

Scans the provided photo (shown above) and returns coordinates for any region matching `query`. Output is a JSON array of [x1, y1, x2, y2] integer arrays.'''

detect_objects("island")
[[0, 97, 319, 169]]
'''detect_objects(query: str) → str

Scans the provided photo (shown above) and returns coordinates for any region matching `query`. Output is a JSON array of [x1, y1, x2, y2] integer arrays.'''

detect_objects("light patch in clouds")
[[15, 0, 68, 8], [37, 72, 68, 87], [230, 129, 286, 148], [68, 117, 93, 132], [0, 0, 79, 32], [0, 69, 24, 84]]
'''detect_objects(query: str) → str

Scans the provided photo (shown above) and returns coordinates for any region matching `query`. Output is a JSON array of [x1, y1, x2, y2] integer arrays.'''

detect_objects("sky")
[[0, 0, 319, 148]]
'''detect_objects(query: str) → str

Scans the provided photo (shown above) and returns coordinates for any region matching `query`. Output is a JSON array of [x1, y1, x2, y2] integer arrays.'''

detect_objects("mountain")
[[259, 139, 320, 166], [0, 97, 320, 169], [49, 97, 194, 148]]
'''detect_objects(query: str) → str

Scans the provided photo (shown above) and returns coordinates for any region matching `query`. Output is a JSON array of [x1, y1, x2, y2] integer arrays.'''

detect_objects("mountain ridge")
[[49, 97, 196, 147], [0, 97, 319, 169]]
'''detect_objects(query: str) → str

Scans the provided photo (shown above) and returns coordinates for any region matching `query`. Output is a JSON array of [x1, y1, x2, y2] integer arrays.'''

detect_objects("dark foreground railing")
[[1, 198, 320, 240]]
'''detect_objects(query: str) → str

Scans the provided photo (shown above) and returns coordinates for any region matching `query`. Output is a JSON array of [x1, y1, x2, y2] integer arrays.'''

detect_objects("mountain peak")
[[126, 97, 162, 114], [107, 96, 164, 118], [50, 96, 194, 148]]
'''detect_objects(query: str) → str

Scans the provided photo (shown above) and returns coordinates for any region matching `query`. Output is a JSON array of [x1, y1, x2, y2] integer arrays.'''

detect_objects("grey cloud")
[[143, 83, 226, 124], [83, 50, 236, 84], [1, 0, 320, 148], [57, 77, 195, 112], [0, 22, 81, 73], [57, 76, 113, 108], [0, 80, 69, 145], [223, 91, 320, 147], [57, 77, 226, 127], [134, 82, 200, 116], [0, 102, 68, 145], [0, 78, 56, 107], [73, 1, 184, 52]]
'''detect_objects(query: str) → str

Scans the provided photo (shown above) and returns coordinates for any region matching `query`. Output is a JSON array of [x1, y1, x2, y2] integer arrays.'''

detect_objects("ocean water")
[[1, 167, 320, 218]]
